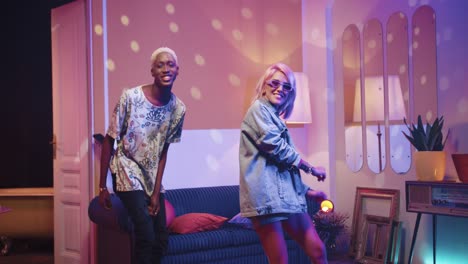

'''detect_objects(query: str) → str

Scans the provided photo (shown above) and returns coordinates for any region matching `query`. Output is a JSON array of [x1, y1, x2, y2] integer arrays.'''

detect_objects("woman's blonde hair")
[[253, 63, 296, 119]]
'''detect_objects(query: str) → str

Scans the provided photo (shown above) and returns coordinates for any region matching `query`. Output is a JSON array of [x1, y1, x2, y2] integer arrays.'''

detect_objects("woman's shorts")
[[252, 213, 291, 226]]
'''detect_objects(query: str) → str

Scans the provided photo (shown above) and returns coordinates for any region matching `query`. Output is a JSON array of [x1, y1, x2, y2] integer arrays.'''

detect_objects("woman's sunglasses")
[[266, 79, 293, 92]]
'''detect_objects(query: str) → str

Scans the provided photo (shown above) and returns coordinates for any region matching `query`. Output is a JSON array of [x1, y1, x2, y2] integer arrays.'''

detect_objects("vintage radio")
[[406, 181, 468, 217]]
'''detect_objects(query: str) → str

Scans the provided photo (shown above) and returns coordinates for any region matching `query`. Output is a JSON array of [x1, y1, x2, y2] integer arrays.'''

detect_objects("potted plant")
[[313, 211, 349, 256], [402, 115, 450, 181]]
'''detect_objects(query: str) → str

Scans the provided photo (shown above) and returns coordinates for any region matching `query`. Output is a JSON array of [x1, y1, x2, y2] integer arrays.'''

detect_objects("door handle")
[[50, 134, 57, 159]]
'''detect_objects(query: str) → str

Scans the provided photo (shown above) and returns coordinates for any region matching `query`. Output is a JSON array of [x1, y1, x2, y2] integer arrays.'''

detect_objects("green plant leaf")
[[402, 115, 448, 151]]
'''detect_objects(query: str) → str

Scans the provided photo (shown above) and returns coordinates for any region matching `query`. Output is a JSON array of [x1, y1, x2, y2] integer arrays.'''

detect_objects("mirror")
[[386, 12, 411, 174], [363, 19, 385, 173], [343, 24, 363, 172], [412, 5, 438, 122]]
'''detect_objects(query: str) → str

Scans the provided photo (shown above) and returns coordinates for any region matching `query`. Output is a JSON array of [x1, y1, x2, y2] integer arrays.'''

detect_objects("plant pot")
[[452, 153, 468, 183], [414, 151, 446, 181]]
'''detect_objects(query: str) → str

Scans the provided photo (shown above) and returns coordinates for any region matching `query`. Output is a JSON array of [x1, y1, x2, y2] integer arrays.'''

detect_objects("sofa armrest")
[[88, 194, 133, 232]]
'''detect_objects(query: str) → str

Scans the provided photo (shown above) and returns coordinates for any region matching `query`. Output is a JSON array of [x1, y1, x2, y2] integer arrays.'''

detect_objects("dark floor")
[[0, 238, 53, 264]]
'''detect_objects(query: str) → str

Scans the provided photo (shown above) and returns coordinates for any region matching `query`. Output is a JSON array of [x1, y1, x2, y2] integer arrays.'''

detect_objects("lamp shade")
[[287, 72, 312, 124], [353, 75, 406, 122]]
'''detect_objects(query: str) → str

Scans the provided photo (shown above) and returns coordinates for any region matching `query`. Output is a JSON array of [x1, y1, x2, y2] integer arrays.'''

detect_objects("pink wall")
[[94, 0, 303, 130]]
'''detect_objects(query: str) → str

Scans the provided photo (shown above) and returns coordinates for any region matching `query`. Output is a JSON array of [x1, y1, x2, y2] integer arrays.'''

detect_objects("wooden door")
[[51, 1, 91, 263]]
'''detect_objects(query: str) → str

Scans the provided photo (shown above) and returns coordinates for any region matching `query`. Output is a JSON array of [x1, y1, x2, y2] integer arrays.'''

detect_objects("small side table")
[[0, 205, 12, 256]]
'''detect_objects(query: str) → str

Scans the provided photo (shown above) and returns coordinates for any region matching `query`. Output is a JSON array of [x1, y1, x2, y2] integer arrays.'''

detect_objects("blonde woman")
[[239, 63, 328, 264]]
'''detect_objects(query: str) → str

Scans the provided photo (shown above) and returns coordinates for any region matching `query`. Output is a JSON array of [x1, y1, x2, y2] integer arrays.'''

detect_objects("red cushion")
[[165, 199, 176, 227], [168, 213, 228, 234]]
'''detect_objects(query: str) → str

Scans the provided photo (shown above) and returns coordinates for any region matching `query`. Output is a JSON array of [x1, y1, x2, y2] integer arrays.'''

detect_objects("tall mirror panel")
[[412, 5, 438, 122], [363, 19, 385, 173], [343, 24, 363, 172], [386, 12, 411, 173]]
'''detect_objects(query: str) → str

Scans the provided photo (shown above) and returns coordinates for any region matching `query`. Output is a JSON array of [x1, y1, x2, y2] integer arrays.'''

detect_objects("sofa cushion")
[[169, 213, 228, 234], [227, 213, 253, 229], [165, 199, 176, 227]]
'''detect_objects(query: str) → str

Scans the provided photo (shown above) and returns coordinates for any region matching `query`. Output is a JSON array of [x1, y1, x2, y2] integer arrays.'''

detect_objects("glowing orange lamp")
[[320, 199, 334, 213]]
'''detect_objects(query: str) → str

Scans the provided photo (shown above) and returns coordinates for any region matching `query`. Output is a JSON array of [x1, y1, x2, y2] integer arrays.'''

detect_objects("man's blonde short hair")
[[151, 47, 178, 64]]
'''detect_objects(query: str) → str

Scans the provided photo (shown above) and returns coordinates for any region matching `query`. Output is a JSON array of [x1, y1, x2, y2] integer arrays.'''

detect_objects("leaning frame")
[[348, 187, 400, 257]]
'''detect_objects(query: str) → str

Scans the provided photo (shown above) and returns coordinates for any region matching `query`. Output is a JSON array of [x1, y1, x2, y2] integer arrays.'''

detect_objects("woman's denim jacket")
[[239, 98, 310, 217]]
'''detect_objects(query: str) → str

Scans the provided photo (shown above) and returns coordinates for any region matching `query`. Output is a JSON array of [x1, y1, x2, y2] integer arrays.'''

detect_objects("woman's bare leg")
[[282, 213, 328, 264], [252, 218, 289, 264]]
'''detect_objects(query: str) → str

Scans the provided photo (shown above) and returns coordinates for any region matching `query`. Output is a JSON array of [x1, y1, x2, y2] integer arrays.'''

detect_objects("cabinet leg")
[[408, 213, 422, 264]]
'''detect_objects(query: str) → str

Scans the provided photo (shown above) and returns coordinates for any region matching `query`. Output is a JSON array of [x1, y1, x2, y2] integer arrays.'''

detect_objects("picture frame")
[[349, 187, 400, 257], [387, 220, 402, 264], [355, 214, 393, 263]]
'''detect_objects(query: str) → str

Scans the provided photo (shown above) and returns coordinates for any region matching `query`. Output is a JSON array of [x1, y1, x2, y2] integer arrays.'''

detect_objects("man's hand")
[[98, 189, 112, 210], [148, 193, 161, 217]]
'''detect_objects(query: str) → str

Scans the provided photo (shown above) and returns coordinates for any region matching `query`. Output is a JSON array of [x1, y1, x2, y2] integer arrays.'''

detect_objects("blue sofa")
[[88, 185, 320, 264]]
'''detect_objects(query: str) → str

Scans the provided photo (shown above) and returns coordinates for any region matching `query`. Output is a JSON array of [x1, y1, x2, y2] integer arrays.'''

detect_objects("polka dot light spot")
[[310, 28, 320, 41], [457, 98, 468, 113], [408, 0, 417, 7], [211, 19, 222, 30], [392, 144, 404, 160], [206, 155, 220, 172], [107, 59, 115, 72], [439, 76, 449, 91], [228, 74, 241, 87], [195, 54, 206, 66], [94, 24, 103, 36], [169, 22, 179, 33], [209, 130, 223, 144], [166, 4, 175, 14], [130, 41, 140, 52], [368, 39, 376, 49], [426, 111, 433, 122], [399, 64, 407, 74], [403, 90, 409, 102], [414, 27, 420, 36], [241, 7, 253, 19], [121, 15, 129, 26], [232, 29, 243, 41], [387, 33, 394, 43], [190, 86, 202, 100], [413, 41, 419, 50], [420, 75, 427, 85]]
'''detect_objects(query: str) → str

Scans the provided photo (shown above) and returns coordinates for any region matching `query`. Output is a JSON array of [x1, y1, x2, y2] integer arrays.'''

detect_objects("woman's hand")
[[310, 167, 327, 179], [298, 160, 326, 182], [306, 189, 327, 201]]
